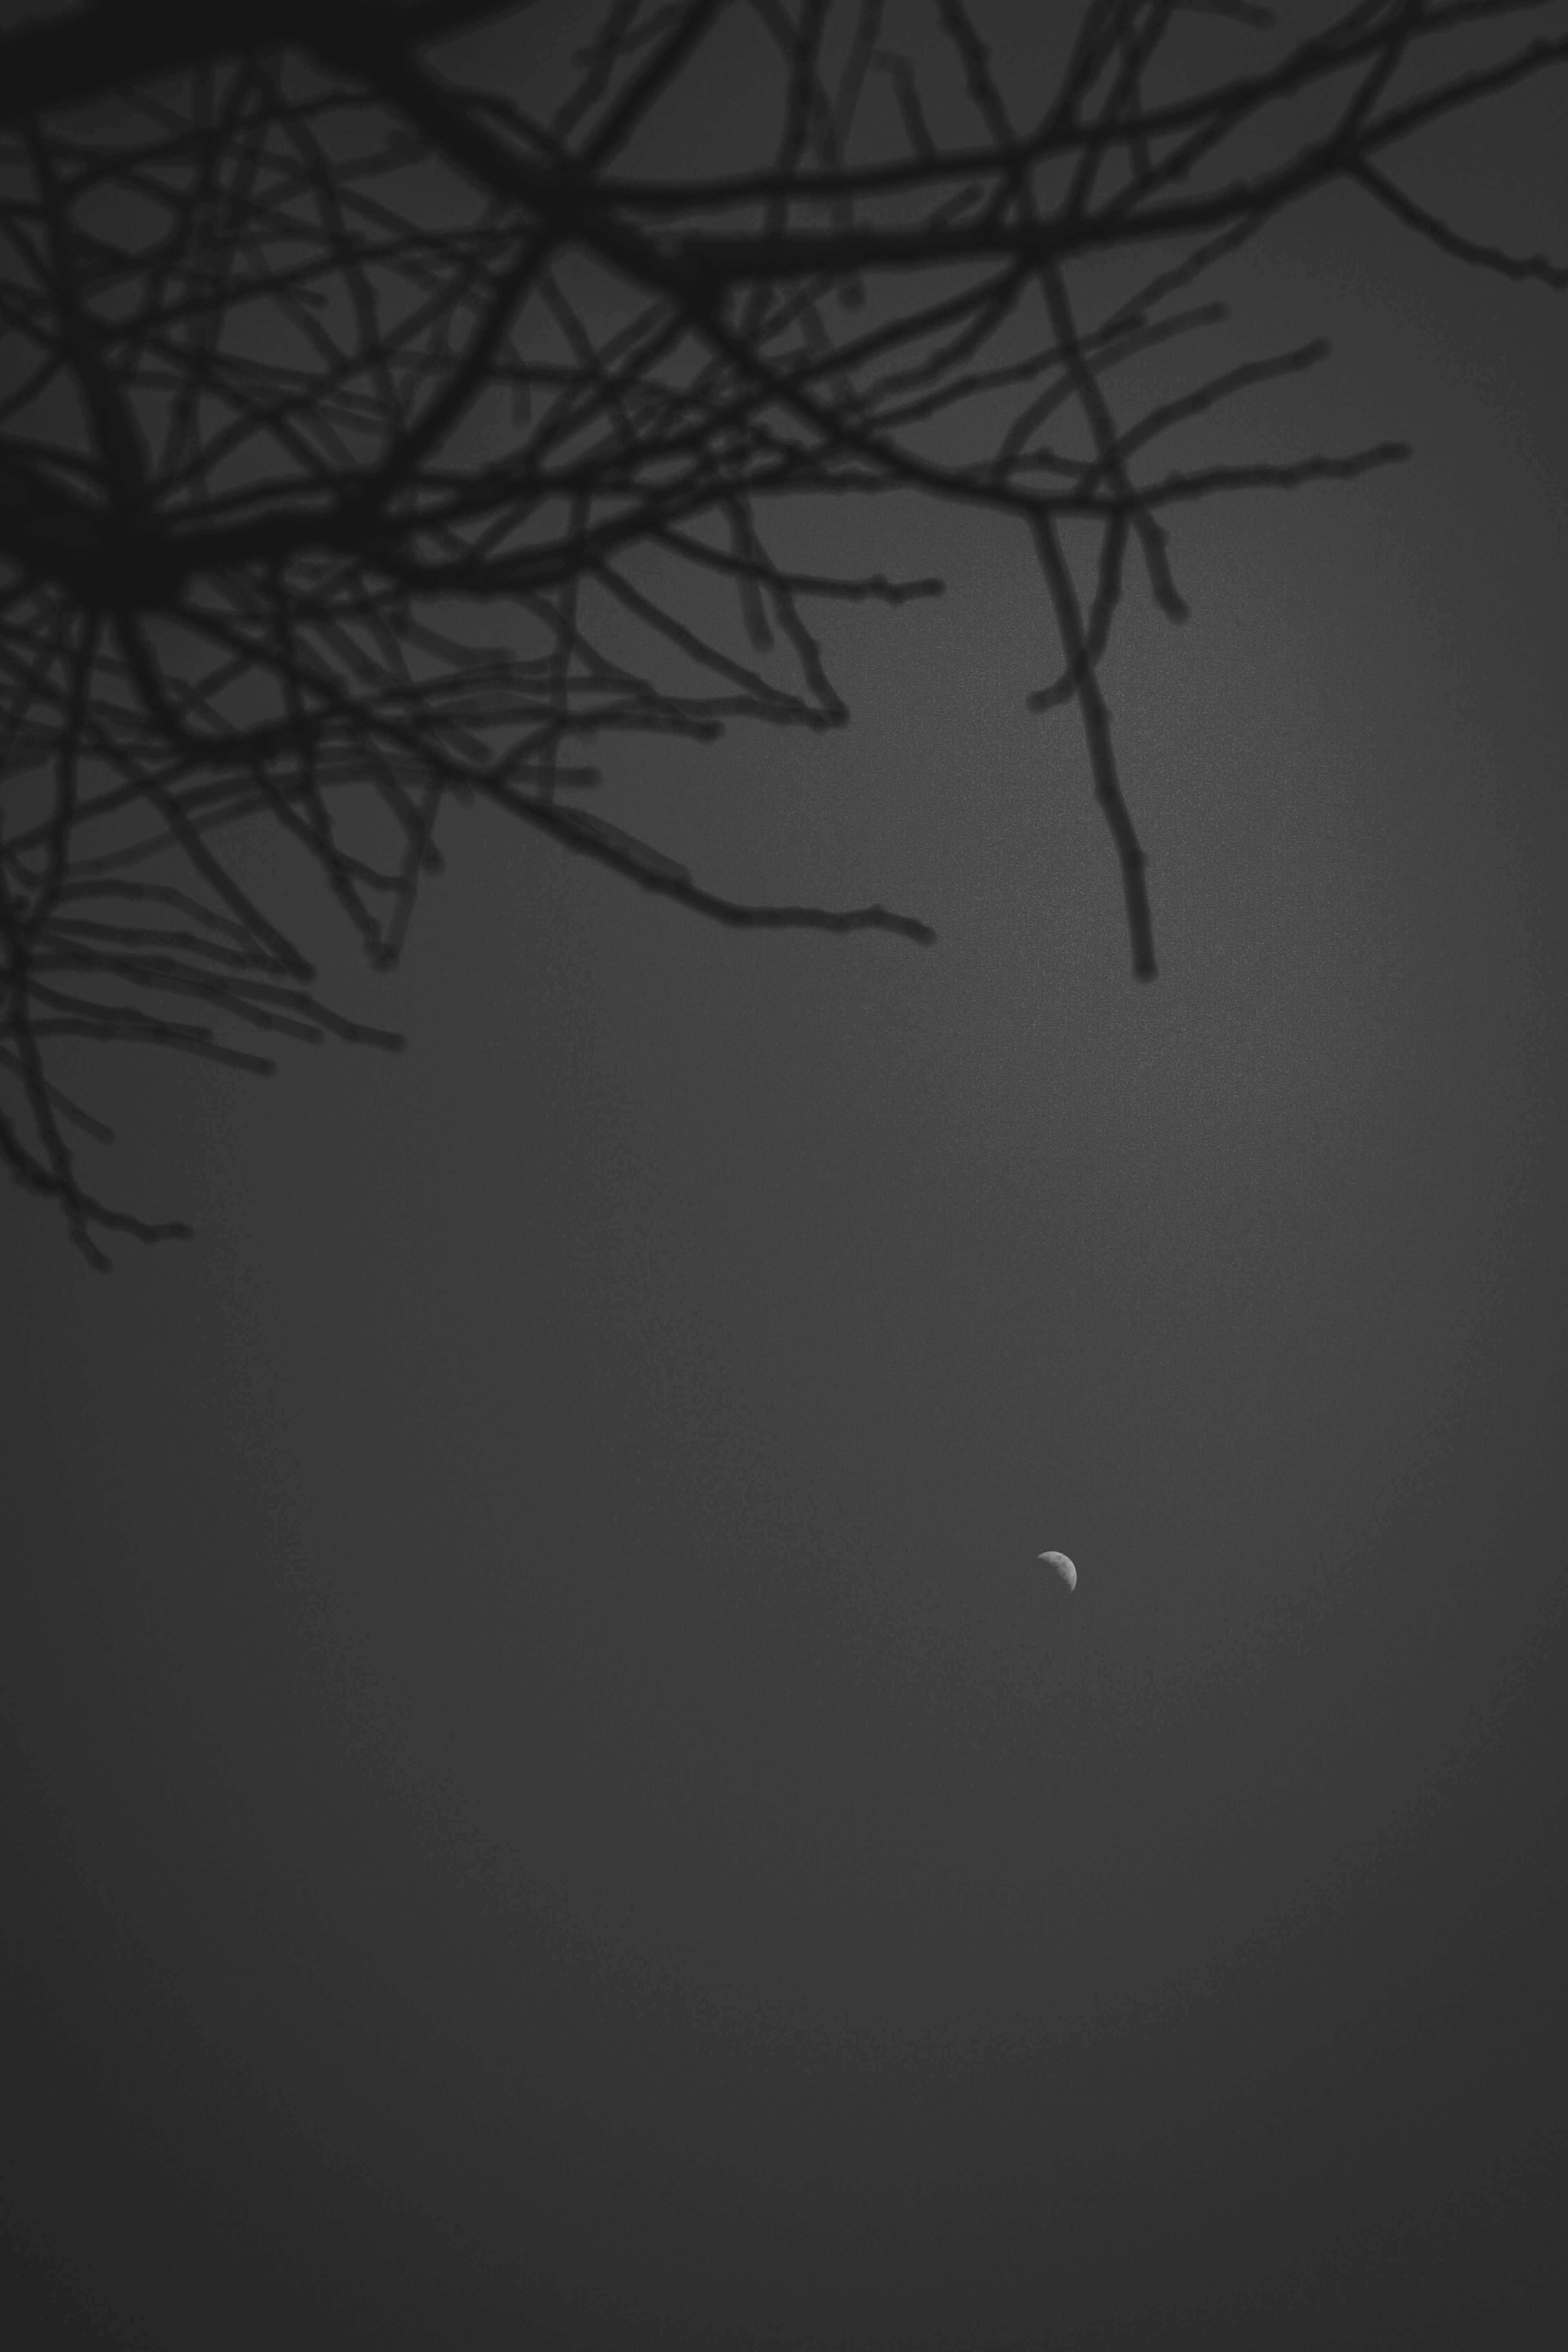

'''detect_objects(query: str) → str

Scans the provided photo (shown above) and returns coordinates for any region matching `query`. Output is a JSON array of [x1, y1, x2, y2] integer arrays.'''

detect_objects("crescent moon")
[[1038, 1550, 1077, 1592]]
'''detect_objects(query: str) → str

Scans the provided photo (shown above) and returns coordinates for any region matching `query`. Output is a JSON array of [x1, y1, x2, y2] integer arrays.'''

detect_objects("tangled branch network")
[[2, 0, 1566, 1261]]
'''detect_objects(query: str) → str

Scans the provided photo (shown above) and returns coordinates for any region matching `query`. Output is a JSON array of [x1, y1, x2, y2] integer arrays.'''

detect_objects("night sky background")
[[4, 6, 1567, 2344]]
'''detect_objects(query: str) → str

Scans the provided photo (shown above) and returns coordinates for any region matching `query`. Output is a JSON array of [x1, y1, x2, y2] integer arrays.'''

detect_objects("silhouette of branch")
[[2, 0, 1565, 1257]]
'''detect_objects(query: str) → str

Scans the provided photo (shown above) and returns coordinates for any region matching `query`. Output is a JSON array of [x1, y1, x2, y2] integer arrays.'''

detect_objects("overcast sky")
[[5, 8, 1568, 2345]]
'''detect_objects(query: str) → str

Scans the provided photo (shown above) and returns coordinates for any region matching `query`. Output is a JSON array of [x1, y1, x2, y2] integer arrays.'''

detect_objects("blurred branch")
[[2, 0, 1565, 1259]]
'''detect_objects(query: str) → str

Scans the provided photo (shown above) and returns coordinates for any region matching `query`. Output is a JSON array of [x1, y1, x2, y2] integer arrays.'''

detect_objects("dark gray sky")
[[5, 9, 1568, 2345]]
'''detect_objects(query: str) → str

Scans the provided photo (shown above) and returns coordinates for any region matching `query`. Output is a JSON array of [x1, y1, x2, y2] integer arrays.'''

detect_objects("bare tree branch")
[[2, 0, 1565, 1259]]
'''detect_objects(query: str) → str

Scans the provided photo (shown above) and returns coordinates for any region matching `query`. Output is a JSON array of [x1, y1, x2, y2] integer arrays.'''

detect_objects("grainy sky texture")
[[4, 6, 1568, 2345]]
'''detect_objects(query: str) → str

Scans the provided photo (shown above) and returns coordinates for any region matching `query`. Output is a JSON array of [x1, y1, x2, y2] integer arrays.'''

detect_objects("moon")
[[1038, 1550, 1077, 1592]]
